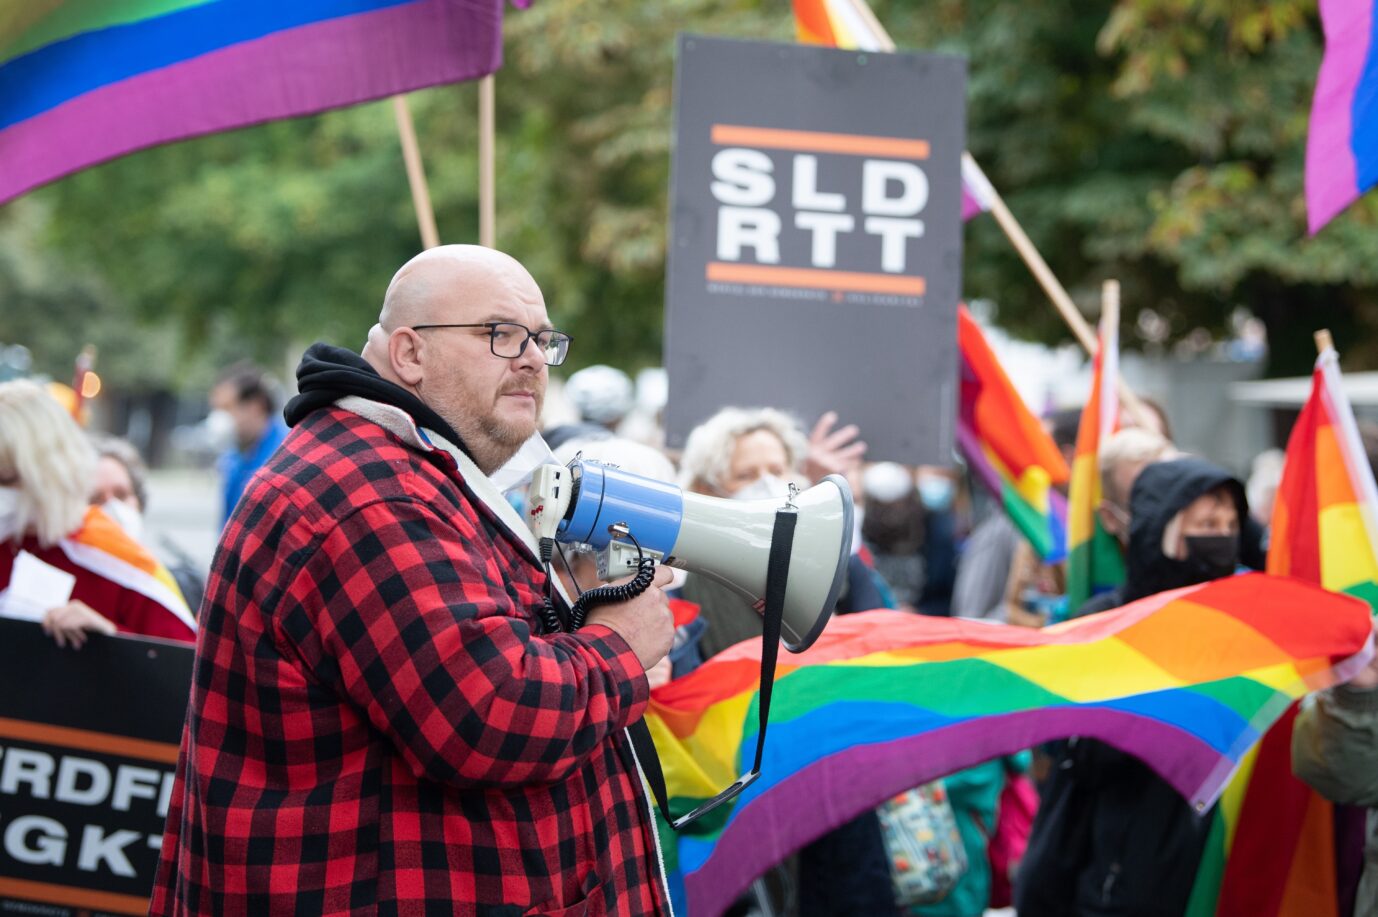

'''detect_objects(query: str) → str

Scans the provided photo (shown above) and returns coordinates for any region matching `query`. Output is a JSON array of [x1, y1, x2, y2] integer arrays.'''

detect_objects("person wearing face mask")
[[207, 362, 288, 526], [1015, 456, 1249, 917], [0, 381, 196, 649], [89, 435, 206, 614]]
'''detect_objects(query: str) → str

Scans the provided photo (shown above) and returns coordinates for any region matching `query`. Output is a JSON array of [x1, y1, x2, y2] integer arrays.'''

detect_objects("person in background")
[[1016, 457, 1247, 917], [1292, 625, 1378, 917], [89, 435, 207, 614], [208, 362, 287, 525], [0, 381, 195, 647], [861, 462, 925, 611], [916, 466, 960, 616], [564, 364, 635, 432], [911, 753, 1033, 917], [677, 406, 880, 658]]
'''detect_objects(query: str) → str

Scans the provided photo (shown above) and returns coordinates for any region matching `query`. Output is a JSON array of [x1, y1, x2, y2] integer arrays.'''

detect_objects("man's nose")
[[513, 335, 546, 372]]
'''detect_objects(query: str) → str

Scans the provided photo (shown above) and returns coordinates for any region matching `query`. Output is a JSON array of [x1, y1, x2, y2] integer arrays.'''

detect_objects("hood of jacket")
[[1123, 456, 1247, 602], [283, 342, 469, 456]]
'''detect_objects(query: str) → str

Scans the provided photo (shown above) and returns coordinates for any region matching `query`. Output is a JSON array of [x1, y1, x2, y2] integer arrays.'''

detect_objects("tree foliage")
[[2, 0, 1374, 393]]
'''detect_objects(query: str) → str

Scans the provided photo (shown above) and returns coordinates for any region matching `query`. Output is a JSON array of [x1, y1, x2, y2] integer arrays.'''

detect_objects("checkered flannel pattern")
[[150, 407, 669, 916]]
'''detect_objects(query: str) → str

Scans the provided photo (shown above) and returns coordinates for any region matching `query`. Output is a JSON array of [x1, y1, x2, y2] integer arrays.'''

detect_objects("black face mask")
[[1184, 533, 1239, 581]]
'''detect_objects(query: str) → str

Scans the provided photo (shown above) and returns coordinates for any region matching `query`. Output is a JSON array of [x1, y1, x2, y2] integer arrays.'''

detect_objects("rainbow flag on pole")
[[649, 574, 1375, 916], [956, 306, 1070, 561], [1064, 315, 1123, 613], [792, 0, 994, 221], [1188, 341, 1378, 916], [1305, 0, 1378, 233], [0, 0, 504, 205]]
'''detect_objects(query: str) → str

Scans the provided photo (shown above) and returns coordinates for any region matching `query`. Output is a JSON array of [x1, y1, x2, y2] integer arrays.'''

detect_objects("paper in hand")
[[0, 550, 76, 622]]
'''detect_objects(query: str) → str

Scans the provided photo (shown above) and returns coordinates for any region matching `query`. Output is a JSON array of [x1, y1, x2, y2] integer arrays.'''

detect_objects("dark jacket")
[[1015, 457, 1246, 917]]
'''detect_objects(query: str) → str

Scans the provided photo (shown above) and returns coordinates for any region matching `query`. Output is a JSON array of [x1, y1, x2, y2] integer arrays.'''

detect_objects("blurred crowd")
[[0, 349, 1374, 917]]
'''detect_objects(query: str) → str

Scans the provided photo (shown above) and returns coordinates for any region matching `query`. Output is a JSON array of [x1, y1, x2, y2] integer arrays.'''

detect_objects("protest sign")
[[0, 619, 192, 916], [664, 35, 966, 463]]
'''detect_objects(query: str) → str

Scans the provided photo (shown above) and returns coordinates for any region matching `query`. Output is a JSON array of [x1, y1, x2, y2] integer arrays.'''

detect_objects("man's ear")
[[389, 329, 425, 387]]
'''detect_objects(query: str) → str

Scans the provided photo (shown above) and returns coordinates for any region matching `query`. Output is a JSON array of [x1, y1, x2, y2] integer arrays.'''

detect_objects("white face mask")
[[0, 486, 23, 542], [730, 473, 791, 502], [205, 409, 236, 452], [101, 498, 144, 542]]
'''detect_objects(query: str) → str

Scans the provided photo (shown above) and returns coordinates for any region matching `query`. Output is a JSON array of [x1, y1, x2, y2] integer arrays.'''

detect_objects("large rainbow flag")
[[648, 574, 1375, 915], [0, 0, 505, 205], [1305, 0, 1378, 233], [1064, 316, 1123, 613], [1187, 342, 1378, 916], [956, 306, 1070, 561], [791, 0, 994, 221]]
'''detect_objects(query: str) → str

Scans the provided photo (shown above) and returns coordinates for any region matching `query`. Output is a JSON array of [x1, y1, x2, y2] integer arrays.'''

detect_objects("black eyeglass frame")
[[411, 322, 574, 366]]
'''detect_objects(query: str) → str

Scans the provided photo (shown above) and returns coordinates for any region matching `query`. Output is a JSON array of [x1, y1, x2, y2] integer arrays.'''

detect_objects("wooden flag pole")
[[479, 74, 496, 248], [1316, 328, 1335, 355], [391, 95, 440, 249]]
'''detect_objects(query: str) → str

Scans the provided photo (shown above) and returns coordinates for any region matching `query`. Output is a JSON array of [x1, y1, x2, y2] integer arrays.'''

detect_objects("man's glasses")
[[411, 322, 573, 366]]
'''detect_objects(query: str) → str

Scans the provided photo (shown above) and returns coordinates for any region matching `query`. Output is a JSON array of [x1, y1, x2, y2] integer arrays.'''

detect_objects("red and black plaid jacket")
[[151, 402, 671, 916]]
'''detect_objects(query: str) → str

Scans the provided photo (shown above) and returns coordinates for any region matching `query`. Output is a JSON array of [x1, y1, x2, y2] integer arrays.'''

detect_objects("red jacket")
[[151, 401, 670, 915]]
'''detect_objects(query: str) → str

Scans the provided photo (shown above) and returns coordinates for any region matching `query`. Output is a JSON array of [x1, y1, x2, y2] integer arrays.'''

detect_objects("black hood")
[[283, 343, 468, 454], [1123, 456, 1247, 602]]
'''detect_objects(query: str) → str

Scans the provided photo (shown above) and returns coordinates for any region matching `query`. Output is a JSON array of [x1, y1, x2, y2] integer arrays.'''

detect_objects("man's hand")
[[585, 565, 675, 672], [645, 657, 673, 690], [1347, 622, 1378, 690], [801, 411, 867, 483], [42, 600, 117, 650]]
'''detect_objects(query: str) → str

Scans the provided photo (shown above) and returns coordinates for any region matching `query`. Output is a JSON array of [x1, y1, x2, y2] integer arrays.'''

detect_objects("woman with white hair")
[[0, 381, 195, 646]]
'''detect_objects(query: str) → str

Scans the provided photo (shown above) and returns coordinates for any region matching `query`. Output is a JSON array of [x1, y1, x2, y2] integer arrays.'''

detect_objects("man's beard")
[[442, 380, 544, 475]]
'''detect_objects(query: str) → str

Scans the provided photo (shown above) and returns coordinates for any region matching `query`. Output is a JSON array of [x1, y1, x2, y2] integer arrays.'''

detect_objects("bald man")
[[152, 246, 676, 916]]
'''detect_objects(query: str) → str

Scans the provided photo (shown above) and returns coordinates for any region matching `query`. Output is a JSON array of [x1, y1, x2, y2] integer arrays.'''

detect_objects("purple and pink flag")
[[0, 0, 505, 206], [1305, 0, 1378, 233]]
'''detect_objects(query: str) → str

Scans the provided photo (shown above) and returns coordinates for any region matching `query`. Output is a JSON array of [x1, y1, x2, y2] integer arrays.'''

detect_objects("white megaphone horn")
[[526, 458, 854, 651]]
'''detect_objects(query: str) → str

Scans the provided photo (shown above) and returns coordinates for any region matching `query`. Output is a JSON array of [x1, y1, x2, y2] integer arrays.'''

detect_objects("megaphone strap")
[[629, 507, 798, 831]]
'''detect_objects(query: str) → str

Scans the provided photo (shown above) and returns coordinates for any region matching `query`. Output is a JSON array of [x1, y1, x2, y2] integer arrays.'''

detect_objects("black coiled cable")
[[539, 526, 656, 633]]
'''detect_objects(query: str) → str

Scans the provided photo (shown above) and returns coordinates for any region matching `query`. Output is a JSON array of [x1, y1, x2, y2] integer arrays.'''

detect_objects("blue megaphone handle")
[[558, 460, 684, 554]]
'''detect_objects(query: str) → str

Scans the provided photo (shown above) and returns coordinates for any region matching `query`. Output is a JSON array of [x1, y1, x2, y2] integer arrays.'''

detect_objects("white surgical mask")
[[101, 498, 144, 542], [205, 409, 236, 452], [0, 486, 23, 542], [730, 474, 790, 502]]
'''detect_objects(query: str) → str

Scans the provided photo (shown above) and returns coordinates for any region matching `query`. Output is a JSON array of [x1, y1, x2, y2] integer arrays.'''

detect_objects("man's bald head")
[[378, 244, 542, 334], [365, 245, 553, 474]]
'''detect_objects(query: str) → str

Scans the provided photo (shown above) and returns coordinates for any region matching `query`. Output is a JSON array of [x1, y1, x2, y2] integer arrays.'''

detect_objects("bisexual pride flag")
[[0, 0, 505, 205], [1305, 0, 1378, 232]]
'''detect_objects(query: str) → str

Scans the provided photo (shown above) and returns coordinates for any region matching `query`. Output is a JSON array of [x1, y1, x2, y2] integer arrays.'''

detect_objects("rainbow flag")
[[0, 0, 504, 205], [1064, 316, 1123, 612], [956, 306, 1070, 561], [1305, 0, 1378, 233], [648, 574, 1374, 916], [1188, 343, 1378, 916], [792, 0, 994, 221]]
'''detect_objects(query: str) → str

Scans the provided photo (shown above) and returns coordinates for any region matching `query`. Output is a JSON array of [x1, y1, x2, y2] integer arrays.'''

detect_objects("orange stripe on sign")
[[0, 877, 151, 916], [710, 125, 930, 159], [706, 262, 925, 296], [0, 716, 179, 764]]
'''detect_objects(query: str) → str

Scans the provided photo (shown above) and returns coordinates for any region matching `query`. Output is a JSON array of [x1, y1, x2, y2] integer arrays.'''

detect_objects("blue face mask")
[[917, 477, 954, 512]]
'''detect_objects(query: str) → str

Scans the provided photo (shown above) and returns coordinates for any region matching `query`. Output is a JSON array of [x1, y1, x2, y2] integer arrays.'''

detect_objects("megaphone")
[[526, 458, 854, 652]]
